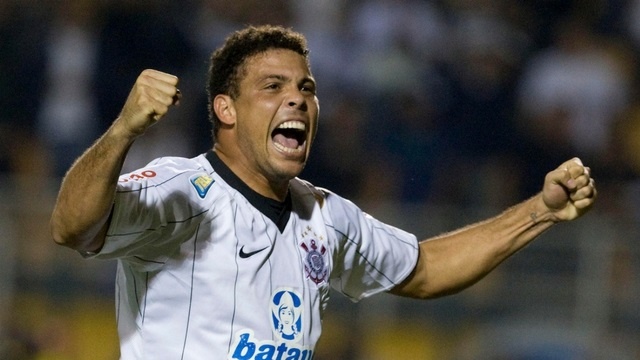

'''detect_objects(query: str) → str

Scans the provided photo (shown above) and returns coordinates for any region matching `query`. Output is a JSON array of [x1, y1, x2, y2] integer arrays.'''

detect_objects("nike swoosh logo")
[[239, 245, 268, 259]]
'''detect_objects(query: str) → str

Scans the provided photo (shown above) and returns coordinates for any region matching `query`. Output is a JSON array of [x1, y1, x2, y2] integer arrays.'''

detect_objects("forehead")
[[241, 49, 312, 79]]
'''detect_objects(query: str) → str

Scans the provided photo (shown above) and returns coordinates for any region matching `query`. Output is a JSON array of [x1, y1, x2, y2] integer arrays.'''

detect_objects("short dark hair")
[[206, 25, 310, 142]]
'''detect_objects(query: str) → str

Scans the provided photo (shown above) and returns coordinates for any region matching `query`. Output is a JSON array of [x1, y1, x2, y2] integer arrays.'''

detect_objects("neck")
[[212, 145, 289, 201]]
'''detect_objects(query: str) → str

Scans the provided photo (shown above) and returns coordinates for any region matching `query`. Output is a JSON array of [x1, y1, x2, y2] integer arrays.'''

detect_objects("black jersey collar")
[[205, 150, 291, 232]]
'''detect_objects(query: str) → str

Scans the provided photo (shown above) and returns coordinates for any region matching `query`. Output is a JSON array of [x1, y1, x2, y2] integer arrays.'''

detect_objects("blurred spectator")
[[37, 0, 100, 178], [349, 0, 448, 96], [441, 2, 531, 159], [337, 0, 451, 204], [517, 17, 632, 165], [515, 15, 634, 196], [350, 0, 448, 63], [430, 1, 532, 207], [363, 90, 446, 204], [289, 0, 351, 99], [191, 0, 293, 64]]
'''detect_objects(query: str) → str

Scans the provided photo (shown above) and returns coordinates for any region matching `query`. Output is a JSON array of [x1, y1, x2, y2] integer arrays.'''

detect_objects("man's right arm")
[[50, 69, 180, 253]]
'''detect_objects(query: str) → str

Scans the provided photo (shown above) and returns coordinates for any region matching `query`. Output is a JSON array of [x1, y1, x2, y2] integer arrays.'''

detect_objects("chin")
[[275, 162, 305, 181]]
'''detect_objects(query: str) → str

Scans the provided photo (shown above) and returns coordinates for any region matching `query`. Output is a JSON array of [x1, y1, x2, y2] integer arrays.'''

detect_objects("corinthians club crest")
[[300, 238, 328, 285]]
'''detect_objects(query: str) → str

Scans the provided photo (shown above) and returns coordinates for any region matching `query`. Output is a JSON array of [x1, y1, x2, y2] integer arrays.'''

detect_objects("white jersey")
[[90, 151, 419, 359]]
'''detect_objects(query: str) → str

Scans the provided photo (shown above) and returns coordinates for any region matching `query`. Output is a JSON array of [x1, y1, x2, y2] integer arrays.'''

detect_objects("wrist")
[[529, 193, 558, 225], [109, 117, 143, 144]]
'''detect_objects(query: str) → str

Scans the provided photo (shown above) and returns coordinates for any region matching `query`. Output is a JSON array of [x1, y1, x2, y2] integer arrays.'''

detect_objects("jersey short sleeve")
[[91, 155, 214, 270], [319, 188, 419, 302]]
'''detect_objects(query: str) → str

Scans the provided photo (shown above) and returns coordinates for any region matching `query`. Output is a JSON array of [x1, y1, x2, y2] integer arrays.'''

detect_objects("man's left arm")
[[391, 158, 597, 299]]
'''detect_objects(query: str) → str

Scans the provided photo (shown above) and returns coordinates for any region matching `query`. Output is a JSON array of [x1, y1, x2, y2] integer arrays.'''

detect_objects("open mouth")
[[272, 121, 307, 154]]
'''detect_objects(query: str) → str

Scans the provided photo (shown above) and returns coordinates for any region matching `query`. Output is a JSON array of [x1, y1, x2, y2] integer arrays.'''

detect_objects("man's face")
[[231, 49, 319, 184]]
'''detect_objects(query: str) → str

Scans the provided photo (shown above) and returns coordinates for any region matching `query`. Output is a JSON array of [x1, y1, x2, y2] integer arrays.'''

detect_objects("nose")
[[287, 88, 307, 110]]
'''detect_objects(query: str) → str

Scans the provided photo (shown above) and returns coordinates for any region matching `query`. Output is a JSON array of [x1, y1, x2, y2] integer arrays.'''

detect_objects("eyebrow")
[[259, 74, 316, 86], [261, 74, 287, 83]]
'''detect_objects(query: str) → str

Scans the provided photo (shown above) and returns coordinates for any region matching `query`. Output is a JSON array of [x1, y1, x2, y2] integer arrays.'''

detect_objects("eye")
[[301, 82, 316, 94], [265, 83, 281, 90]]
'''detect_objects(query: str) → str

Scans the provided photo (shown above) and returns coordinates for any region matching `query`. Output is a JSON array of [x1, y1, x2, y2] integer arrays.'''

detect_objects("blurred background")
[[1, 0, 640, 358]]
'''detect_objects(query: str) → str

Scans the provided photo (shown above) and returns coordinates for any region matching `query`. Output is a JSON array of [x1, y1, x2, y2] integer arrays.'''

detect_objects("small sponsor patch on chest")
[[190, 173, 214, 198]]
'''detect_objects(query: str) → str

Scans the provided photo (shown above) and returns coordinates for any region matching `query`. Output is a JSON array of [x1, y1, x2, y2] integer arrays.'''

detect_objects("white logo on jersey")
[[270, 289, 303, 342]]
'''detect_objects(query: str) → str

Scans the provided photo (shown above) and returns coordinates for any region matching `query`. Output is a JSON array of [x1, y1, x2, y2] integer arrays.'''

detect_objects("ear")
[[213, 94, 236, 125]]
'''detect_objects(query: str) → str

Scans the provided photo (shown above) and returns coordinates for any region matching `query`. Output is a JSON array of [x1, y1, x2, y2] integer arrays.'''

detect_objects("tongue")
[[274, 133, 300, 149]]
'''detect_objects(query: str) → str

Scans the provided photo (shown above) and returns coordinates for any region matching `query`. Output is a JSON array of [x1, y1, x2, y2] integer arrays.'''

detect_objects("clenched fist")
[[542, 157, 597, 222], [117, 69, 181, 137]]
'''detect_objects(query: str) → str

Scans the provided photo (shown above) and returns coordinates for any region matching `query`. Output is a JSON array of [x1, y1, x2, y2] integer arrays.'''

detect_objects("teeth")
[[277, 121, 306, 131], [274, 142, 303, 154]]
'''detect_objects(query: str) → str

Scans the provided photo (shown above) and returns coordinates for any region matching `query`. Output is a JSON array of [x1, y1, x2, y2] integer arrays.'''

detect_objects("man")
[[50, 25, 596, 359]]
